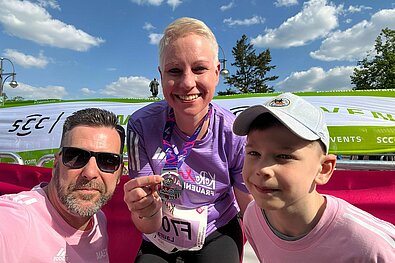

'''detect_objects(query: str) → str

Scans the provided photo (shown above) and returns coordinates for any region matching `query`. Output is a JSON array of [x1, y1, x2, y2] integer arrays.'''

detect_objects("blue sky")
[[1, 0, 395, 100]]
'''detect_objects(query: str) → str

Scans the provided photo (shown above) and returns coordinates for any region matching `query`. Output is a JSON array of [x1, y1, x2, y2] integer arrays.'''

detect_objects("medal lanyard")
[[162, 104, 213, 169]]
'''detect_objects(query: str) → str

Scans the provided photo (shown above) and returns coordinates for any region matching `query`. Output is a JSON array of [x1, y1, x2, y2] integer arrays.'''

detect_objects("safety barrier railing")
[[1, 152, 394, 171], [0, 152, 24, 165], [336, 160, 394, 171], [36, 154, 56, 167], [36, 154, 394, 171]]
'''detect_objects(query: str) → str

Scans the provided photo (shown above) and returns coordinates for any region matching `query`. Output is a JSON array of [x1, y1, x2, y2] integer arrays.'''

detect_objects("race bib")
[[145, 202, 208, 253]]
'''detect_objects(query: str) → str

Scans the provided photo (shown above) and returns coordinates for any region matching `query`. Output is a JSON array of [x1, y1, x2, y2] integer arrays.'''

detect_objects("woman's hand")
[[123, 175, 163, 233]]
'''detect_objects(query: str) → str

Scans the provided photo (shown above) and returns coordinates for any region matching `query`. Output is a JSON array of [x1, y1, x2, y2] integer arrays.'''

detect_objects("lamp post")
[[0, 57, 18, 106], [218, 45, 229, 77]]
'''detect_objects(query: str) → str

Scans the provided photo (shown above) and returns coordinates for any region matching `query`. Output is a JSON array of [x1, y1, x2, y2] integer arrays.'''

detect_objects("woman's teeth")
[[178, 94, 199, 101]]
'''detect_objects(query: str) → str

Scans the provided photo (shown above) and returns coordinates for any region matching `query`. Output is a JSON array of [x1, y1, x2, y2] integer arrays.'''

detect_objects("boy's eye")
[[247, 151, 260, 157]]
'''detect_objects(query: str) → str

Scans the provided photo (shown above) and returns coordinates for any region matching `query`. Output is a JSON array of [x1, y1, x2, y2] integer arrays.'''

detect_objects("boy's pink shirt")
[[0, 186, 109, 263], [244, 195, 395, 262]]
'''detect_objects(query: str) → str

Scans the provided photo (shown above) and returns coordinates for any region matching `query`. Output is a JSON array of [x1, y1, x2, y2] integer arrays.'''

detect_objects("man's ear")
[[117, 163, 124, 185], [315, 154, 337, 185], [54, 152, 60, 165], [52, 153, 60, 177]]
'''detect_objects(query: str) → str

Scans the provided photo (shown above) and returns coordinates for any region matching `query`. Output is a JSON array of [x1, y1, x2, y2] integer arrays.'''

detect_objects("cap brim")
[[268, 108, 321, 141], [233, 105, 320, 142]]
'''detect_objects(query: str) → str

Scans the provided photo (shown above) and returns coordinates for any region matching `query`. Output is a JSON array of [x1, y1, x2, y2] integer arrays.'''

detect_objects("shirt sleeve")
[[127, 115, 155, 178], [229, 134, 249, 193], [0, 199, 31, 262], [243, 201, 265, 261]]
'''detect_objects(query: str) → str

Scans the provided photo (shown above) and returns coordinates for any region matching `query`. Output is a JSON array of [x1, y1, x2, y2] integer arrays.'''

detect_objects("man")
[[149, 78, 159, 97], [0, 108, 125, 262]]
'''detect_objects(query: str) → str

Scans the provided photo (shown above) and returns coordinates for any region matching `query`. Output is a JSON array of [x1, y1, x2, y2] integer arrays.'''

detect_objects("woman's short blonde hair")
[[159, 17, 219, 68]]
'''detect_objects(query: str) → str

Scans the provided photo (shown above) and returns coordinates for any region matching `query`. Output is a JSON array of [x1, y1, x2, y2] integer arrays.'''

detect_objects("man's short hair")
[[61, 108, 125, 154]]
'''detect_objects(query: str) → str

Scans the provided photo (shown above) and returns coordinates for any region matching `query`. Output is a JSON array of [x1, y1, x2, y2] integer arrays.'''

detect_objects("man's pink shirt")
[[0, 186, 109, 262]]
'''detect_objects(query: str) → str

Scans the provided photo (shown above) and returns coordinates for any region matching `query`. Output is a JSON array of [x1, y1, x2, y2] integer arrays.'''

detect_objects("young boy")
[[233, 93, 395, 262]]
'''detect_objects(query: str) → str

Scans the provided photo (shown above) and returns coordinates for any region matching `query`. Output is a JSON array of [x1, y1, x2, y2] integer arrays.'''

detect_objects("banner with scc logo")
[[0, 90, 394, 165]]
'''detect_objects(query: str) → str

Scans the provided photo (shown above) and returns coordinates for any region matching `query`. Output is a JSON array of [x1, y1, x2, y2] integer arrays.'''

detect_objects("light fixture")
[[0, 57, 18, 105], [219, 45, 229, 77], [10, 79, 18, 88]]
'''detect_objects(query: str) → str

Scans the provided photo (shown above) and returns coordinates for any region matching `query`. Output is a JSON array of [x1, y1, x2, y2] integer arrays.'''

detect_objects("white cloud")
[[167, 0, 182, 10], [251, 0, 338, 48], [347, 5, 372, 14], [37, 0, 60, 10], [274, 0, 298, 7], [336, 4, 372, 16], [220, 1, 235, 11], [143, 22, 155, 31], [4, 82, 68, 100], [223, 15, 265, 27], [310, 8, 395, 61], [130, 0, 181, 9], [3, 49, 49, 68], [101, 76, 154, 98], [130, 0, 163, 6], [0, 0, 104, 51], [149, 33, 163, 45], [275, 66, 355, 92], [81, 87, 96, 96]]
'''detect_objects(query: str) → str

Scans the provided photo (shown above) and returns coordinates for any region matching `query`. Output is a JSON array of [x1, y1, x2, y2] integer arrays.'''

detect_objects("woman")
[[124, 17, 253, 263]]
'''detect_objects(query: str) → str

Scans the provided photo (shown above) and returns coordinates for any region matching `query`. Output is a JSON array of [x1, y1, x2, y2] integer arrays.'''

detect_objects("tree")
[[351, 28, 395, 90], [224, 34, 278, 93], [217, 88, 238, 96], [5, 95, 25, 101], [11, 96, 25, 101]]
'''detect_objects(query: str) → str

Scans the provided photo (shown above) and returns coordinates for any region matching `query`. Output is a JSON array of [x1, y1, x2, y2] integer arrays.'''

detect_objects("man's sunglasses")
[[60, 146, 122, 173]]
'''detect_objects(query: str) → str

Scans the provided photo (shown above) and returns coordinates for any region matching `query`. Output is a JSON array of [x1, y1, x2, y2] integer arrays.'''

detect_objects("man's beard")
[[54, 167, 112, 217]]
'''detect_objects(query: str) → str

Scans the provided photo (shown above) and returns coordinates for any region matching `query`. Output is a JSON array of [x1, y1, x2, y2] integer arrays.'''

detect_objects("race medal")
[[157, 169, 184, 201]]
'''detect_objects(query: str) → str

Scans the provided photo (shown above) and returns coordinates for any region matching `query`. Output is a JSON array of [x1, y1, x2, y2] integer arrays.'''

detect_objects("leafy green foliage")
[[224, 34, 278, 93], [217, 87, 238, 96], [351, 28, 395, 90]]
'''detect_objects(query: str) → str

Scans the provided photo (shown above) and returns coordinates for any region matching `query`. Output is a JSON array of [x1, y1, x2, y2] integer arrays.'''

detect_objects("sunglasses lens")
[[97, 153, 121, 173], [61, 147, 121, 173], [62, 147, 90, 169]]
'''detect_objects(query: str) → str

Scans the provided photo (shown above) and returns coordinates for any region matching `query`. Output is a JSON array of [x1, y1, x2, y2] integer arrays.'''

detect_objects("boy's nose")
[[257, 162, 275, 178]]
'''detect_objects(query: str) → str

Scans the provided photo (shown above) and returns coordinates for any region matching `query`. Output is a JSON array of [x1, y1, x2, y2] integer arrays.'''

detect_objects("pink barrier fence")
[[0, 163, 394, 262]]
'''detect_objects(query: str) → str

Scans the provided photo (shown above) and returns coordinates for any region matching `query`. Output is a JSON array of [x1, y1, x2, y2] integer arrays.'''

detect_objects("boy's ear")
[[315, 154, 337, 185]]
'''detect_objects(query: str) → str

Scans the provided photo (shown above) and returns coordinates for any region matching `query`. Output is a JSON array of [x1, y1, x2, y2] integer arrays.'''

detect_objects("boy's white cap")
[[233, 92, 330, 153]]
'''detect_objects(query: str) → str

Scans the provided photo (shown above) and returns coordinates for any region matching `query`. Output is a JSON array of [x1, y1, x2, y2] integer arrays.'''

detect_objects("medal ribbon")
[[162, 104, 213, 169]]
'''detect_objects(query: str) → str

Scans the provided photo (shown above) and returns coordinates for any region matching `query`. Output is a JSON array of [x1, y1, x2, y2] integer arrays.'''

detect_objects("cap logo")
[[268, 98, 290, 107]]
